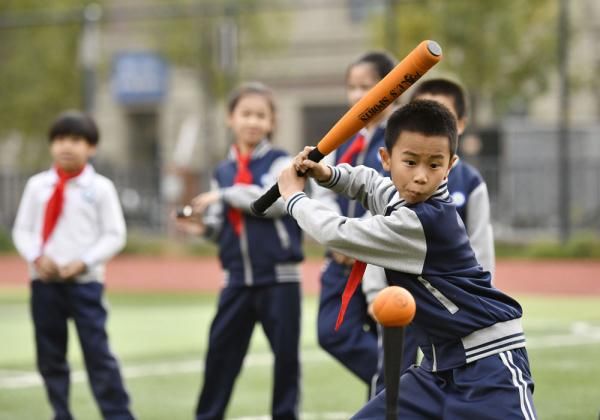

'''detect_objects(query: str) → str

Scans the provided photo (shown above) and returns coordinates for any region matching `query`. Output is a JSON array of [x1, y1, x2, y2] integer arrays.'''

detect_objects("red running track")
[[1, 255, 599, 295]]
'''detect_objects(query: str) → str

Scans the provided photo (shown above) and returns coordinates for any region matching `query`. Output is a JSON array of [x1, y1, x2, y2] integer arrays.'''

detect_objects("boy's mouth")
[[406, 189, 422, 197], [404, 189, 427, 202], [57, 155, 82, 165]]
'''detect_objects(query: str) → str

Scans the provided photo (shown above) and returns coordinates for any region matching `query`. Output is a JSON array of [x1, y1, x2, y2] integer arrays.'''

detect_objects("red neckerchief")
[[227, 146, 253, 236], [337, 132, 366, 164], [41, 165, 85, 246], [334, 132, 369, 330], [335, 261, 367, 330]]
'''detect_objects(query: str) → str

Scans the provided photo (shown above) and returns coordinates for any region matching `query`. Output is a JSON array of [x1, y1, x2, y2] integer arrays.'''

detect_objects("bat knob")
[[426, 40, 442, 57]]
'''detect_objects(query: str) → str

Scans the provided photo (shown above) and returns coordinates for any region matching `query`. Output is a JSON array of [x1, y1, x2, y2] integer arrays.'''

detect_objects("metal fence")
[[0, 163, 208, 236], [2, 155, 600, 240], [496, 120, 600, 238]]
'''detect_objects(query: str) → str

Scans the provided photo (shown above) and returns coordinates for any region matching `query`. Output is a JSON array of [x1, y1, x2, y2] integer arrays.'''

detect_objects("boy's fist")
[[59, 260, 87, 280], [34, 255, 60, 281], [278, 165, 307, 200], [293, 147, 332, 183]]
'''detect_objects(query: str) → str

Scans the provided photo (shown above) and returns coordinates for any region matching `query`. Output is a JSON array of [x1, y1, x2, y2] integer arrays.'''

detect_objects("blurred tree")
[[149, 0, 289, 100], [141, 0, 289, 164], [0, 0, 288, 168], [0, 1, 93, 154], [373, 0, 557, 125]]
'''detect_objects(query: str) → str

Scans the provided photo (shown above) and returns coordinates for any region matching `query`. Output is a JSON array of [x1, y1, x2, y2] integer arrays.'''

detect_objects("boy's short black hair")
[[347, 51, 397, 80], [384, 100, 458, 157], [410, 78, 467, 120], [48, 110, 99, 145]]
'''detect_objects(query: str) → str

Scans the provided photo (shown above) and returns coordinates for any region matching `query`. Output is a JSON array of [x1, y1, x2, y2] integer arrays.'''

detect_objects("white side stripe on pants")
[[507, 351, 536, 420], [499, 351, 536, 420]]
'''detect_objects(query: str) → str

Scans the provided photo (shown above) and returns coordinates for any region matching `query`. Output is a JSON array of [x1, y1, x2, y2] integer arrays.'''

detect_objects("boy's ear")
[[457, 117, 467, 136], [444, 155, 458, 179], [379, 147, 391, 172], [88, 145, 97, 158]]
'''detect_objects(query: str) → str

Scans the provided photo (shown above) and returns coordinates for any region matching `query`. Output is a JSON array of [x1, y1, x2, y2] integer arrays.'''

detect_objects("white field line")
[[0, 350, 325, 390], [2, 322, 600, 392], [526, 321, 600, 348]]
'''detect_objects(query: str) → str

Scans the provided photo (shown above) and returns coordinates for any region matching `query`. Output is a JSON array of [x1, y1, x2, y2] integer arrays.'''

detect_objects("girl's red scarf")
[[227, 147, 253, 235]]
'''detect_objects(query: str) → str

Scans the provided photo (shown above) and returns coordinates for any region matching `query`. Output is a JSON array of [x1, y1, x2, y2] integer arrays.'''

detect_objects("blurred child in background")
[[411, 78, 495, 273], [12, 111, 135, 420], [312, 51, 397, 398], [175, 82, 303, 420]]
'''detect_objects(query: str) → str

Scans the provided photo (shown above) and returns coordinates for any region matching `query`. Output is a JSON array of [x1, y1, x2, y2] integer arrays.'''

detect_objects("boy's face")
[[413, 93, 466, 136], [50, 135, 96, 173], [379, 131, 457, 204]]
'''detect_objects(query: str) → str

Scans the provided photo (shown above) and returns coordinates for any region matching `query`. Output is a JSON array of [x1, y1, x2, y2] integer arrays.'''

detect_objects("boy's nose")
[[413, 169, 428, 184]]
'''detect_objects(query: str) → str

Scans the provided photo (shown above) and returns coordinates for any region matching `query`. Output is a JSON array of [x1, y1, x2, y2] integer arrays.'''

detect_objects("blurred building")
[[93, 0, 383, 231], [1, 0, 599, 239]]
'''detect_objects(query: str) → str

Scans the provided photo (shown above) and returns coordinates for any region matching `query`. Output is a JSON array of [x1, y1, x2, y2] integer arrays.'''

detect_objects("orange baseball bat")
[[251, 40, 442, 215]]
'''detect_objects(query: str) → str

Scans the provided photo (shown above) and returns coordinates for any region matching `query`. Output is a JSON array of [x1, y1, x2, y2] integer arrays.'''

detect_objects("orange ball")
[[372, 286, 416, 327]]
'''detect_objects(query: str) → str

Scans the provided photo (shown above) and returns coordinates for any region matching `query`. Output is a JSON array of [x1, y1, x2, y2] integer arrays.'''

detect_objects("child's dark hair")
[[347, 51, 397, 80], [227, 81, 276, 138], [385, 100, 458, 157], [410, 78, 467, 120], [48, 110, 99, 145]]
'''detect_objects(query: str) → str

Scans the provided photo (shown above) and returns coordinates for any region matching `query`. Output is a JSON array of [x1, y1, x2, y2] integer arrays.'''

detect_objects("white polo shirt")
[[12, 164, 126, 283]]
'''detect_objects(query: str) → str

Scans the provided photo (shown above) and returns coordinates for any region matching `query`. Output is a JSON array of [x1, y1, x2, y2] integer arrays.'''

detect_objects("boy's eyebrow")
[[429, 153, 447, 160], [401, 150, 447, 159], [401, 150, 419, 157]]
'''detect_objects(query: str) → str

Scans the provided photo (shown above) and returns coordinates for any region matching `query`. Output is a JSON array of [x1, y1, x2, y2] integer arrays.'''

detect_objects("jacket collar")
[[430, 181, 450, 200], [227, 139, 271, 162], [45, 164, 95, 187], [387, 180, 450, 211]]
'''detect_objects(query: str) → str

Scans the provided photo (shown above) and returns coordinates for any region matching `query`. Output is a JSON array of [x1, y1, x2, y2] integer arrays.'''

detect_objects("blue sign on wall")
[[112, 52, 168, 105]]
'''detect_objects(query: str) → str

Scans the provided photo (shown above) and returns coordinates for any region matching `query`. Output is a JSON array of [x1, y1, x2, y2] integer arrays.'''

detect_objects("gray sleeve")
[[81, 180, 127, 267], [221, 155, 289, 218], [286, 192, 426, 273], [466, 182, 495, 274], [359, 208, 389, 304], [362, 264, 389, 305], [309, 182, 340, 213], [319, 164, 396, 216]]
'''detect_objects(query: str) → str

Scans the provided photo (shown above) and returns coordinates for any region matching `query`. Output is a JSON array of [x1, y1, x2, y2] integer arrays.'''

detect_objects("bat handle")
[[250, 183, 282, 216], [384, 326, 405, 420], [250, 147, 325, 216]]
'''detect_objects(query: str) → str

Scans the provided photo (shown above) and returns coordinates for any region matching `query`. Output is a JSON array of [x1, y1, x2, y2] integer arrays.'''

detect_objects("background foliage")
[[0, 0, 92, 134], [373, 0, 558, 124]]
